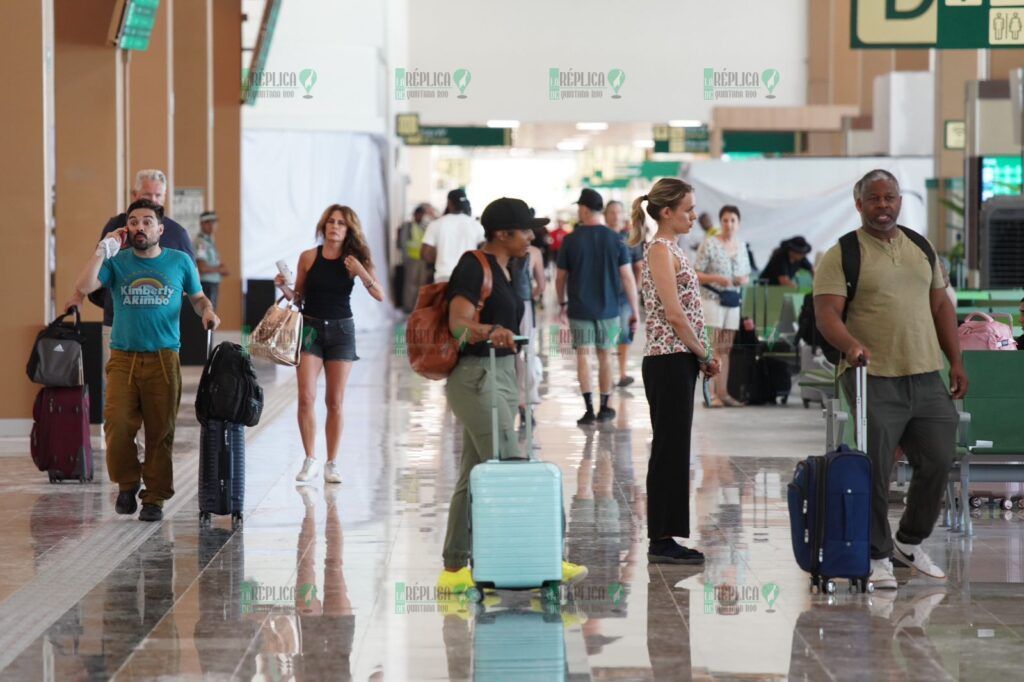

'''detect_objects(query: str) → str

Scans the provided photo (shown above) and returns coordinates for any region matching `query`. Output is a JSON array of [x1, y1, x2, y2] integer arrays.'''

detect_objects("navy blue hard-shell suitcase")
[[788, 365, 872, 594], [198, 329, 245, 528]]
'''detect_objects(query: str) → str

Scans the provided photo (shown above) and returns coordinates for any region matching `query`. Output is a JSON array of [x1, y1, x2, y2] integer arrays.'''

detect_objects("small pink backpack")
[[958, 312, 1018, 351]]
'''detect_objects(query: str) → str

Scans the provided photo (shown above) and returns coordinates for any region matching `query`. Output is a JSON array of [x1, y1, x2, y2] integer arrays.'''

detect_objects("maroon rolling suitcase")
[[30, 386, 94, 483]]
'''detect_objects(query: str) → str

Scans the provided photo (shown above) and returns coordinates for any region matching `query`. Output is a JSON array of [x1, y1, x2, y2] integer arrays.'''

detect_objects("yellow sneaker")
[[437, 567, 476, 595], [562, 561, 589, 586]]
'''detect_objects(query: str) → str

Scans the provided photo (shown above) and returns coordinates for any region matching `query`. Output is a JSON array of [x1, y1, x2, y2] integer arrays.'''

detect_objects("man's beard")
[[132, 233, 156, 251]]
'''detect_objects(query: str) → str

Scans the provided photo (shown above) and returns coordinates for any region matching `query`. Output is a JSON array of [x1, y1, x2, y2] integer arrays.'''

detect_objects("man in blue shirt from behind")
[[556, 189, 640, 426]]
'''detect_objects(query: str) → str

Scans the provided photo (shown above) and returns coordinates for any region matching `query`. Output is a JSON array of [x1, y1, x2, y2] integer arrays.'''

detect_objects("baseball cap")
[[480, 198, 551, 236], [447, 188, 470, 205], [199, 211, 218, 222], [574, 188, 604, 211]]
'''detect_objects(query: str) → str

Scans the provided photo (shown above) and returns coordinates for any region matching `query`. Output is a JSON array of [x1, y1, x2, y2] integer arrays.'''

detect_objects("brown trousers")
[[104, 349, 182, 507]]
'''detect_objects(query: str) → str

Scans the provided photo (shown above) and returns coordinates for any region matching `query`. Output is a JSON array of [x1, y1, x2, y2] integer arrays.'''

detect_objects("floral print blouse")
[[694, 236, 751, 302], [641, 238, 705, 357]]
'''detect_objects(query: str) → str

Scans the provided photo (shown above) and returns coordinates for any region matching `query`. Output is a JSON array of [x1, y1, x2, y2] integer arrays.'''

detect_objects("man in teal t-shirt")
[[66, 199, 220, 522]]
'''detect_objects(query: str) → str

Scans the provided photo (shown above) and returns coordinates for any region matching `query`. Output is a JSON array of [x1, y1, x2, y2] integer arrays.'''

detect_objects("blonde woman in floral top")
[[694, 205, 751, 407], [627, 178, 720, 566]]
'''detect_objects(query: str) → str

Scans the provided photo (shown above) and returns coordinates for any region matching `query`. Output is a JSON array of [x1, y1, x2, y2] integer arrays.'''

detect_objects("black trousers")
[[201, 281, 220, 310], [642, 352, 699, 540]]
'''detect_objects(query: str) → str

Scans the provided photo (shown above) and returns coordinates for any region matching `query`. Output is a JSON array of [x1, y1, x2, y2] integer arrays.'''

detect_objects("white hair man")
[[67, 169, 196, 360]]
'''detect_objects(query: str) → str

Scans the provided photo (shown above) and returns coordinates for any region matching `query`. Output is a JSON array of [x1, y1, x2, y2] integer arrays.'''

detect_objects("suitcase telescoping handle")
[[851, 353, 867, 450], [206, 321, 215, 360], [488, 336, 530, 462]]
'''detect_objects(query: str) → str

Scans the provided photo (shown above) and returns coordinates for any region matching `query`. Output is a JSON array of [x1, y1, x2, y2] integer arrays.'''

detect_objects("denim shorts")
[[301, 316, 359, 361]]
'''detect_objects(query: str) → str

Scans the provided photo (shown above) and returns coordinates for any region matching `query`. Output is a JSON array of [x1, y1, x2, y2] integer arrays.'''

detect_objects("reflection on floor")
[[2, 322, 1024, 680]]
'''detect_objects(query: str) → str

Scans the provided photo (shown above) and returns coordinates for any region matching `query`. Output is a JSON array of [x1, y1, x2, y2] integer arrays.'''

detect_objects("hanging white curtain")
[[682, 157, 934, 267]]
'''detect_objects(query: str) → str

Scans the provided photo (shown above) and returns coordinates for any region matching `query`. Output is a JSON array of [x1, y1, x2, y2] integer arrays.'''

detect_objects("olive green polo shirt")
[[813, 228, 945, 378]]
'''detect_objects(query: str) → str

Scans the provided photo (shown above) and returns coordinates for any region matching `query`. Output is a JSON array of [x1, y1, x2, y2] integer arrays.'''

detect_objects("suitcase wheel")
[[199, 512, 212, 528], [823, 579, 836, 595], [803, 399, 811, 409], [865, 579, 874, 594], [231, 512, 243, 529], [540, 584, 560, 604]]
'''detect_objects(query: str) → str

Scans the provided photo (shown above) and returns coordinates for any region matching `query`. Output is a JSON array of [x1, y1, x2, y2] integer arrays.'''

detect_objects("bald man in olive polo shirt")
[[814, 169, 967, 592]]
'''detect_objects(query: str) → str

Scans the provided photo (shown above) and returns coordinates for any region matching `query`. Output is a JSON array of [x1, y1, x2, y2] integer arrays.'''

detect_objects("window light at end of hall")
[[486, 120, 520, 129], [668, 120, 703, 128], [556, 139, 587, 151], [633, 140, 655, 149], [576, 122, 609, 132]]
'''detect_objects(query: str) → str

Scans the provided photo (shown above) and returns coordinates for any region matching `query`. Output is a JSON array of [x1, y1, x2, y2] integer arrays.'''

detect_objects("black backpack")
[[195, 342, 263, 427], [27, 308, 85, 386], [812, 226, 936, 364]]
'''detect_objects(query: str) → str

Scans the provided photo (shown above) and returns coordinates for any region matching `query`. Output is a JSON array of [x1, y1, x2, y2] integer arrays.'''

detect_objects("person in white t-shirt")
[[421, 189, 485, 283]]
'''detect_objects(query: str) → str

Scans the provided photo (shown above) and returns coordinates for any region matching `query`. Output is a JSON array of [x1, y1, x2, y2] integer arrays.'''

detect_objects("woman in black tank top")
[[275, 204, 384, 485]]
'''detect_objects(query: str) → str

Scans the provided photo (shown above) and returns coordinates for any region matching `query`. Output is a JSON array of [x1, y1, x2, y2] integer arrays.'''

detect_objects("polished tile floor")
[[2, 321, 1024, 680]]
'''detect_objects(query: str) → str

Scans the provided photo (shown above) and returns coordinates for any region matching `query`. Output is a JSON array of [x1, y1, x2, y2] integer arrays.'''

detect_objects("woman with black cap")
[[759, 236, 814, 288], [437, 197, 588, 595]]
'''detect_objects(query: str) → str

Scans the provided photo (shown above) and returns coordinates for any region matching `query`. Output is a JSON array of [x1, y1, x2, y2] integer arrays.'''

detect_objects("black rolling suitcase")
[[196, 328, 253, 528]]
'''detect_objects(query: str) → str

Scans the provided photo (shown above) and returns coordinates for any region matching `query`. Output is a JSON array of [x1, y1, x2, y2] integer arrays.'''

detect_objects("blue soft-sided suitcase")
[[469, 339, 564, 590], [787, 366, 872, 593], [472, 610, 567, 680]]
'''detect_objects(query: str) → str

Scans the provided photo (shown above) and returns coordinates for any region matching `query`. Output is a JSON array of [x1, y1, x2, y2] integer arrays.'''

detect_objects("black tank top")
[[302, 246, 355, 319]]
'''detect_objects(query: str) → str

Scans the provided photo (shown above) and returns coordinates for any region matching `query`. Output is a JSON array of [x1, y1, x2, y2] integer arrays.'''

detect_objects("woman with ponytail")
[[628, 179, 720, 565]]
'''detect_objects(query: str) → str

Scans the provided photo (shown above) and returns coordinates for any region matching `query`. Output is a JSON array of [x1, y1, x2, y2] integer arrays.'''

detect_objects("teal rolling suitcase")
[[470, 339, 564, 590]]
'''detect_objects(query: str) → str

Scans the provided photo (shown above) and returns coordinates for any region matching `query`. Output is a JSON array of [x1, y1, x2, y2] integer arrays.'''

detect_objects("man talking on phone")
[[65, 169, 195, 369], [65, 199, 218, 522]]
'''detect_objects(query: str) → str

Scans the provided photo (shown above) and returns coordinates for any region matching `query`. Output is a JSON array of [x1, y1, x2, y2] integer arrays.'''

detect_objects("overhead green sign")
[[118, 0, 160, 51], [400, 126, 511, 147], [722, 131, 797, 154], [852, 0, 1024, 49], [652, 125, 709, 154]]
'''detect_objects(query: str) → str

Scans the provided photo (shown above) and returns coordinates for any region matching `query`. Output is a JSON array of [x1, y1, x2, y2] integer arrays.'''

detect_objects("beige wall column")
[[989, 51, 1024, 81], [934, 51, 980, 180], [54, 0, 125, 323], [212, 0, 241, 330], [173, 0, 213, 200], [127, 0, 174, 206], [0, 0, 55, 424]]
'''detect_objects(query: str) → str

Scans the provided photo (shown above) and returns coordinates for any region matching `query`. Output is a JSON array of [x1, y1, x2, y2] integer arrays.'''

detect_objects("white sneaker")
[[870, 558, 898, 590], [324, 461, 343, 484], [295, 458, 320, 484], [893, 538, 947, 581]]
